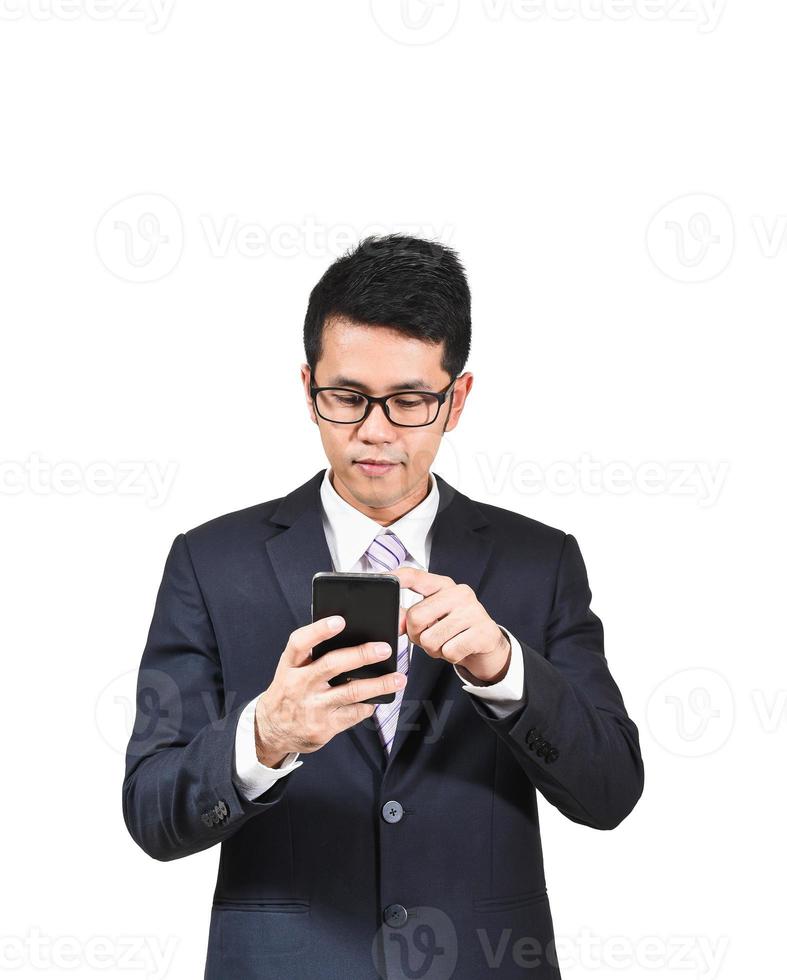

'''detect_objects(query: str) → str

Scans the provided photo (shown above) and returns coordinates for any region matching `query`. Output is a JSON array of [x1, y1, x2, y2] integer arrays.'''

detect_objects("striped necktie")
[[363, 529, 410, 756]]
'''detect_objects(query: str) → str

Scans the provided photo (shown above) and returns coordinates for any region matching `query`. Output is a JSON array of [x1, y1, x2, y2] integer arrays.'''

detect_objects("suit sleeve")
[[466, 533, 645, 830], [122, 533, 298, 862]]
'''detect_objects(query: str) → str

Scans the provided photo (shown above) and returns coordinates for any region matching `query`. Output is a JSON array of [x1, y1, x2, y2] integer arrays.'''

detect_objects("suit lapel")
[[265, 468, 492, 775], [265, 471, 334, 632]]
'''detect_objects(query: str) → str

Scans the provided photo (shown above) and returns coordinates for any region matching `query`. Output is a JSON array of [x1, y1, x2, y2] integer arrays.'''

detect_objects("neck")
[[329, 467, 431, 525]]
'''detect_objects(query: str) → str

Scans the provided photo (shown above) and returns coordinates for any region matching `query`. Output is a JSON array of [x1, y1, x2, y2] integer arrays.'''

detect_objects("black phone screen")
[[311, 573, 400, 704]]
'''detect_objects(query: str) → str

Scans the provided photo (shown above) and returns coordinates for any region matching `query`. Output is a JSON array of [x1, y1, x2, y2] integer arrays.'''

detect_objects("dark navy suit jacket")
[[122, 467, 644, 979]]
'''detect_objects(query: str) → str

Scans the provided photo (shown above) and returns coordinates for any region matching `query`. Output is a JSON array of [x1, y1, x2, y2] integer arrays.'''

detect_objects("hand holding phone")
[[253, 578, 405, 766]]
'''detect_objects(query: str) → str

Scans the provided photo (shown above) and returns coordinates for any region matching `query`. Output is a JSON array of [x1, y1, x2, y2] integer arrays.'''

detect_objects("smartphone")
[[311, 572, 400, 704]]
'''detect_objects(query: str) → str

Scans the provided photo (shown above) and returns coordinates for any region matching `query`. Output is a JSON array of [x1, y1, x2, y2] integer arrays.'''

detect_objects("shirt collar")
[[319, 466, 440, 571]]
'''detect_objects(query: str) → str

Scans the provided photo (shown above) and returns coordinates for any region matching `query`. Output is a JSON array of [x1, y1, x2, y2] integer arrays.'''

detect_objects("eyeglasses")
[[310, 375, 458, 427]]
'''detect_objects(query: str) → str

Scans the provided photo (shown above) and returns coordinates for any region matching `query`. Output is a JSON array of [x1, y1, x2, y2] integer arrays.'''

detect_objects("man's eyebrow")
[[327, 376, 435, 392]]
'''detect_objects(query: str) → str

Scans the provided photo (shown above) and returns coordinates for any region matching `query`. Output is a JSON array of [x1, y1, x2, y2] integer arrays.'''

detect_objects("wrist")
[[458, 630, 511, 685], [254, 695, 288, 768]]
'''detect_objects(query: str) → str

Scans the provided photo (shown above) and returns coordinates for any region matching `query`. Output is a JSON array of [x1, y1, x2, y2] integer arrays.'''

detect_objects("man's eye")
[[392, 396, 427, 409]]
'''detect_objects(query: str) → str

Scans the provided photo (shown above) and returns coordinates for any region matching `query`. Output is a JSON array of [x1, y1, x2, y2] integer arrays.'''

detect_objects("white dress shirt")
[[232, 468, 525, 801]]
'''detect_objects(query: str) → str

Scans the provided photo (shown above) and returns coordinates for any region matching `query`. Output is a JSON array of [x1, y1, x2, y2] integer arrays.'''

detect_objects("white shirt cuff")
[[453, 625, 525, 718], [232, 695, 303, 801]]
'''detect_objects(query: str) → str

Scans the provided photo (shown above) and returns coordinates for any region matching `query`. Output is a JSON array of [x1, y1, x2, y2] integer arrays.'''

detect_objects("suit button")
[[546, 748, 560, 763], [381, 800, 403, 824], [383, 904, 408, 927], [217, 800, 228, 819], [201, 813, 213, 827]]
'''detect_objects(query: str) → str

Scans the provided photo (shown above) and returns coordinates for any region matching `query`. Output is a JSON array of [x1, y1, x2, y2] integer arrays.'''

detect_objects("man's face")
[[301, 316, 472, 522]]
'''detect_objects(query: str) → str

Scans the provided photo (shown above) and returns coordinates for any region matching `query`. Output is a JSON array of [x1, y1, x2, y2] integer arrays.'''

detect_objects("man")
[[122, 235, 644, 980]]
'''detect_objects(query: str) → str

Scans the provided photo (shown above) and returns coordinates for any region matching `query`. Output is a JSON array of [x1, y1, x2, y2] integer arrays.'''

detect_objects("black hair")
[[303, 234, 471, 381]]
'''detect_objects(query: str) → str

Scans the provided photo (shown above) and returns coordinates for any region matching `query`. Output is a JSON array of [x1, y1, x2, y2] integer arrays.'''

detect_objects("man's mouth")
[[354, 460, 398, 475]]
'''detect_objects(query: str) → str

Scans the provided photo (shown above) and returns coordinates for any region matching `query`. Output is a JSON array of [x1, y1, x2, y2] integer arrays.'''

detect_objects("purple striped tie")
[[363, 529, 410, 756]]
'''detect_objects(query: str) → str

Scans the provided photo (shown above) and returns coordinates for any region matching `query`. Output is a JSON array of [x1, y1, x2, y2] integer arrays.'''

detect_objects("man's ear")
[[443, 372, 472, 433], [301, 364, 318, 424]]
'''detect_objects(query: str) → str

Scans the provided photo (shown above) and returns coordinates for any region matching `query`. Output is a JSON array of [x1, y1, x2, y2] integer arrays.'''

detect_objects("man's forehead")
[[324, 318, 439, 349], [318, 319, 447, 391]]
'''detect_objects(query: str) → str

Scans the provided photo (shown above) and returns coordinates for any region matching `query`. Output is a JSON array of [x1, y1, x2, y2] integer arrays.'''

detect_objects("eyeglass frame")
[[309, 374, 459, 427]]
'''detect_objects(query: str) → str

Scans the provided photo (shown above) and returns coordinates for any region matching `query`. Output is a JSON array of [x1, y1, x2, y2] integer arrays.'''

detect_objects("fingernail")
[[327, 616, 343, 628], [394, 674, 406, 686], [374, 642, 391, 655]]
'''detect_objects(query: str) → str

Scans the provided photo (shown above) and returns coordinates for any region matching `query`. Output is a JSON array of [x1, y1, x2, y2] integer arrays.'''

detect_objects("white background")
[[2, 1, 784, 977]]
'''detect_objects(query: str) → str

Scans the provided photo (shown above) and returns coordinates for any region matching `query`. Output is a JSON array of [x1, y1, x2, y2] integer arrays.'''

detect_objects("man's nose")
[[357, 401, 396, 436]]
